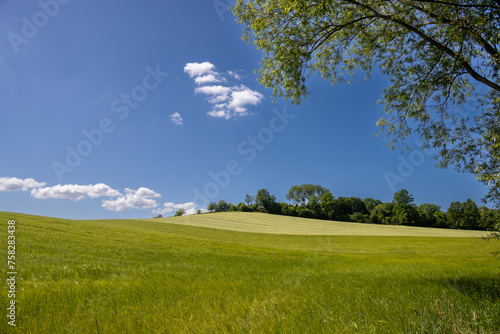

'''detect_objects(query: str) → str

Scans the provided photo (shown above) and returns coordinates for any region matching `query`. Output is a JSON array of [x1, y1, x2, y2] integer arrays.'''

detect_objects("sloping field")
[[142, 212, 488, 237], [1, 211, 498, 333]]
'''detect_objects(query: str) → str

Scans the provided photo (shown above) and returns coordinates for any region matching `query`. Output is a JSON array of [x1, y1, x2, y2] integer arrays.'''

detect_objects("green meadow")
[[0, 211, 499, 333]]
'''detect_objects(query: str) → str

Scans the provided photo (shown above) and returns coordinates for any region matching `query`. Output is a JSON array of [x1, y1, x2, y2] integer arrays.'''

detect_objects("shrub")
[[350, 212, 370, 223], [297, 207, 314, 218]]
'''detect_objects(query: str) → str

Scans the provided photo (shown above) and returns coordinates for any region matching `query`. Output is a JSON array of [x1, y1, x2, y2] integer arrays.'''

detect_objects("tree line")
[[206, 185, 499, 231]]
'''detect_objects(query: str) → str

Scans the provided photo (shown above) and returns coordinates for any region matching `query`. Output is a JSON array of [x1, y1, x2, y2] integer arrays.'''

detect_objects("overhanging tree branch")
[[344, 0, 500, 92], [408, 0, 500, 10]]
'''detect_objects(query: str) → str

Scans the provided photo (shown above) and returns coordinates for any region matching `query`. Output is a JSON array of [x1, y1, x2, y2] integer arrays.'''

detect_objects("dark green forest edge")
[[177, 185, 500, 232]]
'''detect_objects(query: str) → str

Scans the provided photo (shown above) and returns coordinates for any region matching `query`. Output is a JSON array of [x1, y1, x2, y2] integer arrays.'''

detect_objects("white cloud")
[[194, 74, 221, 85], [207, 108, 231, 119], [184, 62, 215, 78], [186, 62, 265, 119], [102, 187, 160, 212], [228, 88, 265, 111], [208, 95, 230, 104], [31, 183, 120, 201], [0, 177, 168, 214], [227, 70, 242, 80], [153, 202, 200, 216], [198, 85, 264, 119], [130, 187, 161, 198], [169, 112, 183, 125], [195, 85, 231, 99], [0, 177, 46, 192]]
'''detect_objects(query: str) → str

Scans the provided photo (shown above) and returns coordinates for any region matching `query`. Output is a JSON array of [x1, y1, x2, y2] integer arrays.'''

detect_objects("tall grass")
[[0, 212, 498, 333]]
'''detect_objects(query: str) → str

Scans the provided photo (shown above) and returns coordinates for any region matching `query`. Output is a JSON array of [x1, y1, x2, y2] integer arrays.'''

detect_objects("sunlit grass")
[[143, 211, 489, 237], [0, 211, 498, 333]]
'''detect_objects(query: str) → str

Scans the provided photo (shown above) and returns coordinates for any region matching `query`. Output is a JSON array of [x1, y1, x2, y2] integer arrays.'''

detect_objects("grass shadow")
[[440, 276, 500, 302]]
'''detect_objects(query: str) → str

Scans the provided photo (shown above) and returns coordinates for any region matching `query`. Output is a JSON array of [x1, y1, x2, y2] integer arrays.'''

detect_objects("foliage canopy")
[[286, 184, 329, 204]]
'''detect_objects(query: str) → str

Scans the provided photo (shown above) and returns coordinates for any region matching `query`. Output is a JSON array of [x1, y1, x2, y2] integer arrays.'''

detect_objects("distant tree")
[[370, 203, 394, 225], [331, 197, 352, 221], [418, 203, 441, 227], [392, 189, 415, 206], [154, 214, 163, 218], [319, 191, 335, 220], [350, 212, 370, 224], [207, 202, 217, 212], [277, 202, 289, 215], [391, 189, 418, 225], [363, 198, 383, 212], [447, 199, 480, 229], [297, 206, 315, 218], [256, 188, 277, 212], [392, 203, 420, 225], [347, 197, 368, 215], [228, 203, 237, 211], [286, 185, 303, 205], [255, 206, 266, 213], [419, 204, 441, 220], [433, 211, 448, 228], [479, 206, 500, 230], [461, 199, 481, 230], [196, 209, 202, 214], [283, 205, 298, 216], [307, 194, 321, 218], [217, 200, 229, 212], [244, 194, 255, 206], [237, 202, 253, 212], [447, 202, 462, 228], [286, 184, 329, 205], [174, 209, 185, 217]]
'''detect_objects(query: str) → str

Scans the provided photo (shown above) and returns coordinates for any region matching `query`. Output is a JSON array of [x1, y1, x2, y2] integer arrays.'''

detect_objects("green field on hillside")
[[142, 212, 489, 237], [0, 211, 499, 333]]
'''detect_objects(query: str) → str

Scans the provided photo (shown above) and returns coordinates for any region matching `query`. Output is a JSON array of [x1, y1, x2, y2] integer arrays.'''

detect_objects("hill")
[[0, 211, 498, 333], [142, 211, 488, 237]]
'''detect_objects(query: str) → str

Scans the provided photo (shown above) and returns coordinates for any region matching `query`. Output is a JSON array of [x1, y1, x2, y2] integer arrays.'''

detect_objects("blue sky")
[[0, 0, 488, 219]]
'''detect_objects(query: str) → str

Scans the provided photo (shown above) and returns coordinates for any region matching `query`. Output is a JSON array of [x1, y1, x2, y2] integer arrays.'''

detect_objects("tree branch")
[[305, 15, 379, 54], [408, 0, 500, 10], [401, 0, 499, 62], [344, 0, 500, 92]]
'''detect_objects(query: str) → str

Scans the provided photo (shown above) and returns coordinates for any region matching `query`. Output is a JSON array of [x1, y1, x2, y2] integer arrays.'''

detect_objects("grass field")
[[1, 211, 499, 333], [141, 212, 490, 237]]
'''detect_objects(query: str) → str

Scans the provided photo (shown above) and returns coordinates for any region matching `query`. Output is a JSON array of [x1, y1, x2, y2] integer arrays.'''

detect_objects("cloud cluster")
[[153, 202, 199, 216], [101, 187, 161, 212], [184, 61, 264, 119], [31, 183, 120, 201], [227, 70, 242, 80], [169, 112, 183, 125], [184, 61, 215, 78], [0, 177, 46, 191], [194, 74, 221, 85], [1, 176, 204, 215]]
